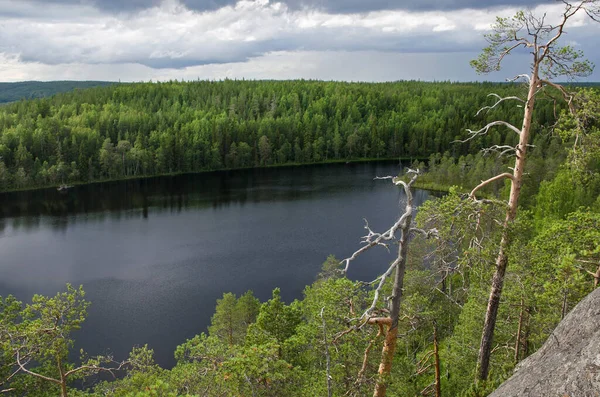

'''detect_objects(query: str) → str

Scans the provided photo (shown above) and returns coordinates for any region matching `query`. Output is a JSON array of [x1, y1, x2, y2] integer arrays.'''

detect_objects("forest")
[[0, 79, 567, 193], [2, 2, 600, 396], [0, 81, 115, 105], [1, 83, 598, 396]]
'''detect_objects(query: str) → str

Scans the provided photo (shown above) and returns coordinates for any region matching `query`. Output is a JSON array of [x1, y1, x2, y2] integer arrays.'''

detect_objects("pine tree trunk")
[[434, 325, 442, 397], [523, 306, 531, 357], [476, 66, 539, 381], [57, 356, 68, 397], [514, 298, 525, 364], [373, 189, 414, 396], [373, 325, 399, 397], [561, 290, 569, 319]]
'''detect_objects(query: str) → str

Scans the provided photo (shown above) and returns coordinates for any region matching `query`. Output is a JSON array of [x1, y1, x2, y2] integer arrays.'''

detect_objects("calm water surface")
[[0, 162, 432, 368]]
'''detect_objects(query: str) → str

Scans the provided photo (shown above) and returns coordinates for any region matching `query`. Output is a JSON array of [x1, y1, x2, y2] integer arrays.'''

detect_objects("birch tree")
[[467, 0, 600, 381]]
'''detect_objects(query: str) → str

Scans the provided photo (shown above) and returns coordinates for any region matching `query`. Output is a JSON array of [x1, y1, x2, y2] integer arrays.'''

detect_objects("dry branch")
[[454, 121, 521, 144], [469, 173, 515, 200], [476, 93, 526, 116]]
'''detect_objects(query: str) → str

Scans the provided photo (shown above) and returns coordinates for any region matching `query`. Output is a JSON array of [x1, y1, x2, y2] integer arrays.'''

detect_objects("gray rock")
[[489, 288, 600, 397]]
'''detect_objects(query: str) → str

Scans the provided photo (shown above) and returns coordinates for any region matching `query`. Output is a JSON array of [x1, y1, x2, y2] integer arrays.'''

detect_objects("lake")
[[0, 162, 432, 368]]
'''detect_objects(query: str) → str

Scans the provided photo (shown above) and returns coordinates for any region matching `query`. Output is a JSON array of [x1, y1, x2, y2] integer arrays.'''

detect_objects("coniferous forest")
[[1, 78, 598, 396], [0, 81, 116, 105], [2, 4, 600, 394], [0, 80, 564, 192]]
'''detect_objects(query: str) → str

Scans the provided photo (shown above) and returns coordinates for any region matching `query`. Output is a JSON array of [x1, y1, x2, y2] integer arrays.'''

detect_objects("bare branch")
[[498, 41, 528, 66], [540, 1, 585, 60], [469, 173, 515, 200], [15, 350, 60, 385], [356, 322, 384, 384], [410, 228, 439, 240], [575, 258, 600, 265], [0, 367, 21, 392], [340, 219, 403, 273], [434, 288, 464, 308], [482, 144, 518, 158], [539, 79, 576, 114], [454, 121, 522, 144], [332, 327, 358, 345], [367, 317, 392, 326], [361, 258, 400, 319], [506, 74, 531, 83], [341, 172, 419, 273], [63, 360, 129, 378], [476, 93, 526, 116], [575, 265, 598, 277]]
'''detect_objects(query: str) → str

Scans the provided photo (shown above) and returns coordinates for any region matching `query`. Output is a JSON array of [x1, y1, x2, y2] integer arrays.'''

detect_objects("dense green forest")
[[3, 1, 600, 395], [1, 84, 599, 397], [0, 81, 116, 104], [0, 80, 565, 192]]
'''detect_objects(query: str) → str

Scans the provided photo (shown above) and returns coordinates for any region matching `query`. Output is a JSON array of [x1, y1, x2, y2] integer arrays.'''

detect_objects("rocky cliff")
[[489, 287, 600, 397]]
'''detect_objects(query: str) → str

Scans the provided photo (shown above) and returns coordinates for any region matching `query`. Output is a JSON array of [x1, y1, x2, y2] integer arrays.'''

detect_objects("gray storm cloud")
[[16, 0, 554, 13], [0, 1, 520, 68], [0, 0, 598, 82]]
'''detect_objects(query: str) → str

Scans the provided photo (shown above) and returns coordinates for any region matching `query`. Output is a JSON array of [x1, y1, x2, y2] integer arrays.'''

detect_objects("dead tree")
[[415, 324, 442, 397], [575, 259, 600, 288], [321, 307, 333, 397], [467, 0, 600, 381], [340, 169, 437, 397]]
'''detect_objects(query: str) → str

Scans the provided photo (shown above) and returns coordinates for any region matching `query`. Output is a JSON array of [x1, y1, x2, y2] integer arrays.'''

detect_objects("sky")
[[0, 0, 599, 82]]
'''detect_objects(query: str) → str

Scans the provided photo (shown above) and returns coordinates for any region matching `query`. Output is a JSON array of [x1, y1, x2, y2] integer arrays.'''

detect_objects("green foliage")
[[0, 80, 570, 192], [0, 81, 115, 104], [535, 88, 600, 225], [470, 9, 594, 80], [316, 254, 343, 282], [208, 291, 260, 346], [93, 346, 168, 397], [288, 274, 373, 396], [0, 285, 134, 396], [249, 288, 302, 348], [0, 285, 88, 395], [2, 59, 600, 397]]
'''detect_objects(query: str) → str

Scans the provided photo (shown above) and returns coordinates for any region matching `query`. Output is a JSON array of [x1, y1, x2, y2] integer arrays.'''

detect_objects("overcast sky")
[[0, 0, 599, 82]]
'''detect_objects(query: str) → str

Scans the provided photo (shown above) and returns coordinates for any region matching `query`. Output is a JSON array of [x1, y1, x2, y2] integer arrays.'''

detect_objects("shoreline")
[[0, 157, 428, 195]]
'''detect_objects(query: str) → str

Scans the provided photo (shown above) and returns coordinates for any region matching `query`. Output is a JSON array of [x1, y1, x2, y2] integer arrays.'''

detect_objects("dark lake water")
[[0, 162, 432, 368]]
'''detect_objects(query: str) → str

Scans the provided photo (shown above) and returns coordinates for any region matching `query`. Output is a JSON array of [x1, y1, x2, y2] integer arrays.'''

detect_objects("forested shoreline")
[[1, 81, 600, 396], [0, 80, 564, 193], [4, 0, 600, 393], [0, 81, 116, 104]]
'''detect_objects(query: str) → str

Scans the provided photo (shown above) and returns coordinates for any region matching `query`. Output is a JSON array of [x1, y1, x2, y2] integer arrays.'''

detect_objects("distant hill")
[[0, 81, 116, 104]]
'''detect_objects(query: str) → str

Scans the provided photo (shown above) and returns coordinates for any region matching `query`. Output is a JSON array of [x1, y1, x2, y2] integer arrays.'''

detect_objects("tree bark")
[[373, 325, 399, 397], [57, 356, 68, 397], [523, 306, 531, 357], [321, 307, 333, 397], [373, 186, 414, 397], [476, 65, 539, 381], [514, 298, 525, 364], [561, 290, 569, 319], [434, 325, 442, 397]]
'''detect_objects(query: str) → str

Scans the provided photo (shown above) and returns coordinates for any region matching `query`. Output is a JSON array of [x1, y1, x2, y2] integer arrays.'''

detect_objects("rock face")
[[489, 288, 600, 397]]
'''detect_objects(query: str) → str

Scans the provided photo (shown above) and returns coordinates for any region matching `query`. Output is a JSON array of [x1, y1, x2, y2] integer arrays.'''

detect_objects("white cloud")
[[0, 50, 536, 82], [0, 0, 598, 81]]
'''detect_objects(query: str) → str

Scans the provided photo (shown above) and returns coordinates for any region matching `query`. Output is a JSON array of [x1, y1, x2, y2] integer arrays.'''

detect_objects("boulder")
[[489, 288, 600, 397]]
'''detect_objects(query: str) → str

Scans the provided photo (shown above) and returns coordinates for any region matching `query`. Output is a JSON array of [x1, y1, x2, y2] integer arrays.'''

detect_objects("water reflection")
[[0, 162, 434, 368]]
